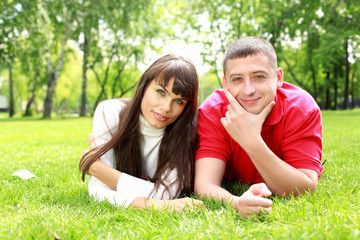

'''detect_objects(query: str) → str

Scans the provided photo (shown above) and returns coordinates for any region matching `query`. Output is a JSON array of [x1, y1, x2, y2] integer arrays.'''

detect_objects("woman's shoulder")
[[93, 99, 130, 126], [96, 98, 130, 114]]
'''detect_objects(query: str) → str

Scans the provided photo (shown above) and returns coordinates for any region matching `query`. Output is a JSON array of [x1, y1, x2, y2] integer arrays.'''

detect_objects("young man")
[[195, 37, 323, 218]]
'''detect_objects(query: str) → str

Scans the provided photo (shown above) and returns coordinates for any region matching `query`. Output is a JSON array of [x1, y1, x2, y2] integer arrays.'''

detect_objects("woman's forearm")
[[89, 161, 122, 190], [130, 197, 204, 211]]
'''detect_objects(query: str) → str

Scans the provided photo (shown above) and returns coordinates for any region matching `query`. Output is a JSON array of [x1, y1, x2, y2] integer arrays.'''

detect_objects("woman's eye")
[[157, 89, 165, 96], [175, 99, 184, 105]]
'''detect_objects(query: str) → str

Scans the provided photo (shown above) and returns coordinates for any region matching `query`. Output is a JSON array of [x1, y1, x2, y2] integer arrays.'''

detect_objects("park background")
[[0, 0, 359, 117], [1, 0, 360, 239]]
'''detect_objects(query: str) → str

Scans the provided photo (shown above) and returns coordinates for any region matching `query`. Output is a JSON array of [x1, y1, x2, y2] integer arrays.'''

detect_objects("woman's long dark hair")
[[80, 54, 199, 197]]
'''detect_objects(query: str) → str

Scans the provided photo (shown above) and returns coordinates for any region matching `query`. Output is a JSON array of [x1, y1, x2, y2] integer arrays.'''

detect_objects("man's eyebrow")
[[253, 70, 269, 74], [229, 73, 242, 78]]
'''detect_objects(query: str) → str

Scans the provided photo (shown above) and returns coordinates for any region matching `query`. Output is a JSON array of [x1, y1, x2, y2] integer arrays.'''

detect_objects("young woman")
[[80, 54, 204, 210]]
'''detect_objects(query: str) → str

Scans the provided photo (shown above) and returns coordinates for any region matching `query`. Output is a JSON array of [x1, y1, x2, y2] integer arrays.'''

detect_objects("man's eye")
[[233, 77, 242, 81], [255, 75, 265, 79], [157, 89, 165, 96]]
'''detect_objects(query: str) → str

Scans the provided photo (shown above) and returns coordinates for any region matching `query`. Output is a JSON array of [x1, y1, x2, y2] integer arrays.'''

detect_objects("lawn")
[[0, 110, 360, 239]]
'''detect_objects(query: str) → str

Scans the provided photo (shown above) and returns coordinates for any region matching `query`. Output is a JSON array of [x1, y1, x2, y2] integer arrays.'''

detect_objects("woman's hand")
[[131, 197, 205, 211]]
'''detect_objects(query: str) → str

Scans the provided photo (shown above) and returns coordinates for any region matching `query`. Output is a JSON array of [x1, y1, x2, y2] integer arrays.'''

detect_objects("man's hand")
[[220, 91, 274, 151], [231, 183, 273, 219]]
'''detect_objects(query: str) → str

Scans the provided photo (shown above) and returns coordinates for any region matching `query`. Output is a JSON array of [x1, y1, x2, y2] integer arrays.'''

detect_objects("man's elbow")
[[276, 180, 318, 197], [194, 180, 206, 197]]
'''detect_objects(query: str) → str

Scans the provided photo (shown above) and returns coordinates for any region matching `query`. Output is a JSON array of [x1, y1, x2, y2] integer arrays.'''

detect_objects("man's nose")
[[243, 80, 256, 95]]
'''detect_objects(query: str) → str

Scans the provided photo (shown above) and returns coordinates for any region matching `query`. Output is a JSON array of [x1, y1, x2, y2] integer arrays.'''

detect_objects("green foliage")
[[184, 0, 360, 109], [1, 110, 360, 238], [55, 46, 83, 113], [1, 0, 359, 117], [199, 70, 222, 104]]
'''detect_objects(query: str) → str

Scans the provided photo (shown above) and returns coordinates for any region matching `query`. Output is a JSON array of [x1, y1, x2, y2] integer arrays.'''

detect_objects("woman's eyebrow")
[[161, 85, 170, 93], [156, 83, 170, 93]]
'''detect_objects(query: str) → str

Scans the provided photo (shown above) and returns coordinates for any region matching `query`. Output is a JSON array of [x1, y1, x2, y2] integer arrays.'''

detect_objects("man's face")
[[222, 54, 283, 114]]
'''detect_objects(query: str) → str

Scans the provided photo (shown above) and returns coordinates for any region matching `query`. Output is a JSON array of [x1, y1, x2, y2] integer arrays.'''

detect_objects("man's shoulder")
[[274, 83, 321, 129], [278, 82, 320, 113], [199, 89, 228, 113]]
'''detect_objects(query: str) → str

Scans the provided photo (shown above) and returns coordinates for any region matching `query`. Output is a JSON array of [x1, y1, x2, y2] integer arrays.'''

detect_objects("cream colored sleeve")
[[88, 100, 181, 208]]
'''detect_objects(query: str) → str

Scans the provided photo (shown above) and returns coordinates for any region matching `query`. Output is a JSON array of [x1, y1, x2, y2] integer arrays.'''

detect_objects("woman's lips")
[[153, 111, 169, 122]]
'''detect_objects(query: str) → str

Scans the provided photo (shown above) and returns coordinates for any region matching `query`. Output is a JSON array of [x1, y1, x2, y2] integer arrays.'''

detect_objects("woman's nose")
[[162, 99, 172, 112]]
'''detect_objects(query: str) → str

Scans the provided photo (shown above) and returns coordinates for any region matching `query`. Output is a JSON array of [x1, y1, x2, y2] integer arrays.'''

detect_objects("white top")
[[88, 99, 180, 208]]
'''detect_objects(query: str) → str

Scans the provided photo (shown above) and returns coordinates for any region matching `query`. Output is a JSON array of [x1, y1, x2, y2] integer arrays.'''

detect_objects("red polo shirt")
[[195, 82, 323, 184]]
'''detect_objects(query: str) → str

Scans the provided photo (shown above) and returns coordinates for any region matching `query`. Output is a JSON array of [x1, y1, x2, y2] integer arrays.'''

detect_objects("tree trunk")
[[43, 51, 55, 118], [80, 29, 89, 116], [93, 50, 116, 111], [9, 67, 14, 117], [333, 70, 338, 110], [111, 52, 134, 98], [325, 72, 331, 110], [350, 71, 355, 109], [282, 56, 309, 91], [43, 8, 70, 118], [24, 71, 38, 116], [310, 60, 318, 103], [342, 39, 350, 109], [117, 83, 137, 98]]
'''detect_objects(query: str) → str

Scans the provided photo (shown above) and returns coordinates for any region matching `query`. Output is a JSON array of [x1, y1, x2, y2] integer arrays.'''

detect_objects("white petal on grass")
[[11, 170, 36, 180]]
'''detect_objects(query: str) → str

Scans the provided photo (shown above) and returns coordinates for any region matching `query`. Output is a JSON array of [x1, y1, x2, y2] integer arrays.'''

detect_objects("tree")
[[16, 0, 49, 116], [183, 0, 258, 88], [43, 0, 75, 118], [75, 0, 103, 116], [0, 0, 22, 117]]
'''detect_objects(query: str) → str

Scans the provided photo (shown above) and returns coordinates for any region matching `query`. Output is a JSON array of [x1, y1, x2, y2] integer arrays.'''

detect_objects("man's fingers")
[[264, 207, 272, 212], [242, 205, 272, 219], [259, 101, 275, 120], [224, 90, 236, 104], [192, 199, 205, 207], [248, 183, 272, 197], [224, 91, 239, 110], [242, 195, 273, 208], [224, 91, 245, 112], [220, 116, 228, 128]]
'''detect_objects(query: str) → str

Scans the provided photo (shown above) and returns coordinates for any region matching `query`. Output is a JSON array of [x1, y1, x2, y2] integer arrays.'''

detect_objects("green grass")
[[1, 110, 360, 239]]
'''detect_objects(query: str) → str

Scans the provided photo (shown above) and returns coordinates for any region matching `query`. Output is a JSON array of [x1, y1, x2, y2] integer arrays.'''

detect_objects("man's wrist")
[[241, 137, 265, 155]]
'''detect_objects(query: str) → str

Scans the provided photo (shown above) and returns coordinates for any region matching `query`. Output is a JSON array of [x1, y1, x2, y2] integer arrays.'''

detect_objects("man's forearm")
[[245, 139, 317, 196], [195, 183, 235, 204]]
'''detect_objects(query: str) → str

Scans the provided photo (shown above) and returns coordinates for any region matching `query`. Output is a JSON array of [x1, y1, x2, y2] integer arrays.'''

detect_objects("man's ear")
[[276, 68, 284, 88], [222, 76, 226, 89]]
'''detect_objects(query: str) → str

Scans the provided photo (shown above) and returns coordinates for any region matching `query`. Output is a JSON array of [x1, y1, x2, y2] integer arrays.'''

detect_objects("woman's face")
[[141, 78, 188, 129]]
